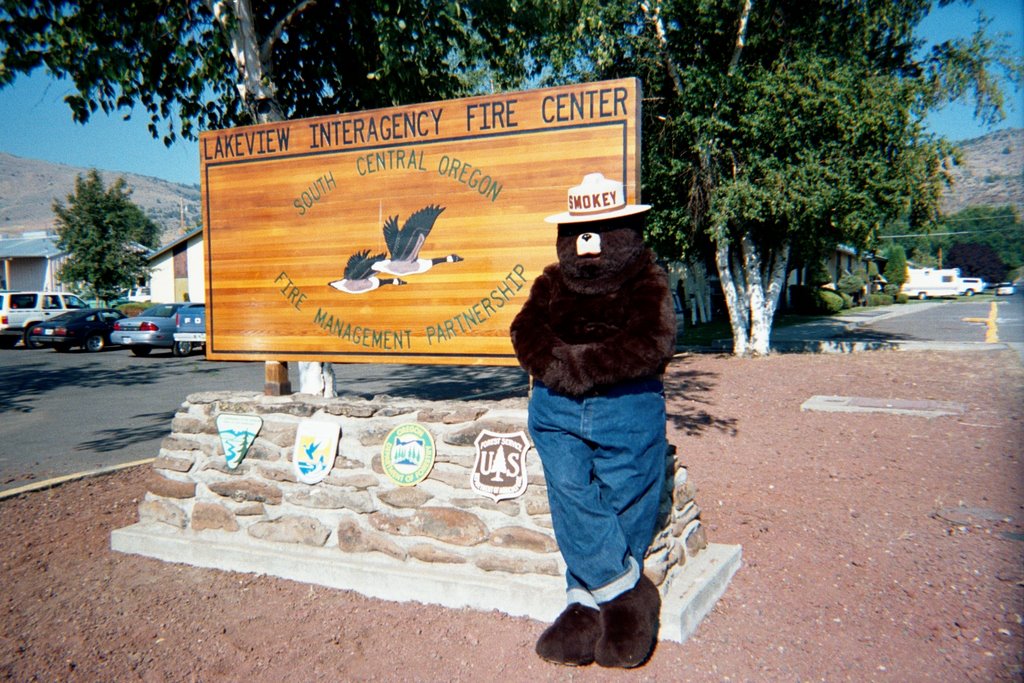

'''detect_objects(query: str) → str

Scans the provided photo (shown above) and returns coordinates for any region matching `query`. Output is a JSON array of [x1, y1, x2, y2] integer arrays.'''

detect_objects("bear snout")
[[576, 232, 601, 256]]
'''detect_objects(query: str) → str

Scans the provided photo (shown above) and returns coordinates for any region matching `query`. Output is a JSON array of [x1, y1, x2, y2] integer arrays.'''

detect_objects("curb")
[[0, 458, 155, 501]]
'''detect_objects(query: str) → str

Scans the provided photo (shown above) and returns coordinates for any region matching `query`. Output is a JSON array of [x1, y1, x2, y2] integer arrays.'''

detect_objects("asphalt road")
[[841, 293, 1023, 345], [0, 346, 527, 494], [1, 294, 1019, 495]]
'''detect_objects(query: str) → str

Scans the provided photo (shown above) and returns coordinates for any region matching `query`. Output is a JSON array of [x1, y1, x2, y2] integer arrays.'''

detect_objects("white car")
[[0, 291, 88, 348], [995, 282, 1016, 296], [959, 277, 986, 296]]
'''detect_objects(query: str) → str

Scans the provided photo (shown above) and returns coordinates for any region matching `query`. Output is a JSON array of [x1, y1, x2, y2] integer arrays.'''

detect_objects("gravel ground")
[[1, 348, 1021, 681]]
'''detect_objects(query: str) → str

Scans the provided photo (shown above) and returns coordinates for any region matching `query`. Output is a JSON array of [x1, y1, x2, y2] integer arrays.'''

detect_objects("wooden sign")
[[200, 78, 642, 365]]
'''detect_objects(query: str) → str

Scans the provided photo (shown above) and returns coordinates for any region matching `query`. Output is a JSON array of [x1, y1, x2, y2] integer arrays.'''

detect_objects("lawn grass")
[[676, 313, 809, 347]]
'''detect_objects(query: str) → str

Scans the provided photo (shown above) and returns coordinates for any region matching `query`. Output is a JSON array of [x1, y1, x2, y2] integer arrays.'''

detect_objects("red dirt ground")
[[2, 349, 1021, 681]]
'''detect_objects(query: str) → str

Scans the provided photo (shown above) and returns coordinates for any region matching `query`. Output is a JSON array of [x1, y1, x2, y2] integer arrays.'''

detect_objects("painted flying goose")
[[371, 204, 463, 276], [328, 249, 407, 294]]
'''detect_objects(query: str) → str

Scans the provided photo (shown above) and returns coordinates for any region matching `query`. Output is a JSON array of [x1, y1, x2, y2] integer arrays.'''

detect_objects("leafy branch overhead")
[[1, 0, 1019, 357], [0, 0, 544, 143]]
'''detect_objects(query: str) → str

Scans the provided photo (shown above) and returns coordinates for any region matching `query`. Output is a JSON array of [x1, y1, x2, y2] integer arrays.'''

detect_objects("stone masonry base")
[[111, 522, 740, 643], [109, 389, 741, 643]]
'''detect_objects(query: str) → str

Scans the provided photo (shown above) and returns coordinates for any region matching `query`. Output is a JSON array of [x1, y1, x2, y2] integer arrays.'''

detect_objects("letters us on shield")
[[471, 430, 530, 502]]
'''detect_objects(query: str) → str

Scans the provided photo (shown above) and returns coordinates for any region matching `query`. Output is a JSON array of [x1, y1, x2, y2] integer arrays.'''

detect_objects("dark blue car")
[[27, 308, 126, 352]]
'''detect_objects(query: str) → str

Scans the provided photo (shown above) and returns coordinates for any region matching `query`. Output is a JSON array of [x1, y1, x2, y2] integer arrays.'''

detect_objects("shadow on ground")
[[664, 358, 738, 437]]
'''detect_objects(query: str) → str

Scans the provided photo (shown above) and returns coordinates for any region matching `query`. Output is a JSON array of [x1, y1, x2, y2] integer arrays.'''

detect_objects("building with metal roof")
[[0, 233, 67, 291]]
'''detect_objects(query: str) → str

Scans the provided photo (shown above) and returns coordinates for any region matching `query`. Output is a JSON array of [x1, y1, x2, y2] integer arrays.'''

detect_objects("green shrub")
[[816, 289, 846, 314], [837, 272, 867, 297], [839, 292, 855, 309], [790, 285, 849, 314], [895, 293, 909, 304], [883, 284, 900, 297], [867, 293, 894, 306]]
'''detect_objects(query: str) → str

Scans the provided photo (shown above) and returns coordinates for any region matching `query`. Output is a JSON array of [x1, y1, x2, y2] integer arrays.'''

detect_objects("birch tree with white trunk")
[[569, 0, 1021, 356], [209, 0, 335, 395]]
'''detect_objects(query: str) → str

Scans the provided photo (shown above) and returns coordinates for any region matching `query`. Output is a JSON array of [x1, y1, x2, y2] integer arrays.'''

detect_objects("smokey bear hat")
[[545, 172, 651, 224]]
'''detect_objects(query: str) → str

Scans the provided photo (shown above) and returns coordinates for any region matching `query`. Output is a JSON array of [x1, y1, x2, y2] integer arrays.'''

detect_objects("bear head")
[[556, 213, 648, 295]]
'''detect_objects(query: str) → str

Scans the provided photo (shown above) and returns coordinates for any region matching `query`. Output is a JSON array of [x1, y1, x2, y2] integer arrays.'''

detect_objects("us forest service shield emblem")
[[472, 430, 530, 502]]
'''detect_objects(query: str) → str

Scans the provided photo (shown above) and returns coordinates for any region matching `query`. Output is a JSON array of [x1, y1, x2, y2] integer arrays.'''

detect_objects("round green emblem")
[[381, 423, 436, 486]]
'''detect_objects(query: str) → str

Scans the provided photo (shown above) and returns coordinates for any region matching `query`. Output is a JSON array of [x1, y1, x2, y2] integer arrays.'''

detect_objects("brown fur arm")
[[544, 262, 676, 395], [510, 267, 567, 381]]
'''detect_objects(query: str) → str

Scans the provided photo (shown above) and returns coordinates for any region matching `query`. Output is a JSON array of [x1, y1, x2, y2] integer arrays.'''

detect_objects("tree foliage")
[[529, 0, 1021, 355], [945, 241, 1008, 282], [883, 243, 909, 288], [0, 0, 547, 142], [883, 204, 1022, 272], [942, 205, 1022, 270], [53, 169, 161, 300]]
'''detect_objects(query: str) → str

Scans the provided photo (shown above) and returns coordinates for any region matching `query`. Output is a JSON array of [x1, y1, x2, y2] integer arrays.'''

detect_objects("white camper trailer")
[[901, 267, 965, 299]]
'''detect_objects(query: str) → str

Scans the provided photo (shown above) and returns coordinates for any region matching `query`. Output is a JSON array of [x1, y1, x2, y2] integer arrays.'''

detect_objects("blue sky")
[[0, 1, 1020, 188]]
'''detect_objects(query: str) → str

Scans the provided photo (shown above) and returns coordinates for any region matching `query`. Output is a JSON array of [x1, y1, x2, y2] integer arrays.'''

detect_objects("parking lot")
[[0, 345, 528, 494], [0, 347, 261, 492], [3, 293, 1018, 495]]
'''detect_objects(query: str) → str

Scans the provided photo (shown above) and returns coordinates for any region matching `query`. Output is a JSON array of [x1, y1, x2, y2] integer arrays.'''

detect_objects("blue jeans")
[[528, 377, 667, 608]]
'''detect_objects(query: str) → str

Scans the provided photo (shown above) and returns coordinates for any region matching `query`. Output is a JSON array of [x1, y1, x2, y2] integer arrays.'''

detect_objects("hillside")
[[0, 128, 1020, 246], [0, 153, 201, 245], [941, 128, 1024, 215]]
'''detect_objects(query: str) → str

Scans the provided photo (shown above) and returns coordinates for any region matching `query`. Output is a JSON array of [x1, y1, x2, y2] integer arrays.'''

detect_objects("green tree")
[[946, 242, 1007, 282], [883, 244, 909, 289], [943, 205, 1023, 270], [53, 170, 160, 301], [533, 0, 1022, 355], [881, 204, 1022, 272]]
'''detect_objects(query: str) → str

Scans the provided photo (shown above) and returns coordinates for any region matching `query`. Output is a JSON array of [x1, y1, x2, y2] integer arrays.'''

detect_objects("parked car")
[[995, 282, 1016, 296], [959, 277, 986, 296], [27, 308, 126, 352], [172, 303, 206, 357], [112, 286, 152, 306], [112, 302, 188, 356], [0, 291, 89, 349]]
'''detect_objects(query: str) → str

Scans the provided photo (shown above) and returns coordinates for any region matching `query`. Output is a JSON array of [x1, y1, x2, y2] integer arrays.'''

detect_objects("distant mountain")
[[940, 128, 1023, 215], [0, 128, 1019, 245], [0, 152, 201, 245]]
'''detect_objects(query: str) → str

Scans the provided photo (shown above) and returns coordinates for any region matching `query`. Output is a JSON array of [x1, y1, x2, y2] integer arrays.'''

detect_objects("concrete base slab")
[[801, 395, 965, 418], [111, 523, 740, 643]]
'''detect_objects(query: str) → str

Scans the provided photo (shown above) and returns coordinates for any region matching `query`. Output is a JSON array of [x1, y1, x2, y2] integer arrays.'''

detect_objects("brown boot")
[[594, 574, 661, 668], [535, 603, 602, 666]]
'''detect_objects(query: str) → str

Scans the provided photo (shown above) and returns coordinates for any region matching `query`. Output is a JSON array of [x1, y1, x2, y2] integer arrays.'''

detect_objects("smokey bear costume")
[[510, 173, 676, 668]]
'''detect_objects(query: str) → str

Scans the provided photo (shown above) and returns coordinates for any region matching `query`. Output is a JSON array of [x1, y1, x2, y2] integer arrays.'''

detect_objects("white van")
[[958, 277, 986, 296], [0, 291, 88, 348], [901, 267, 966, 300]]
